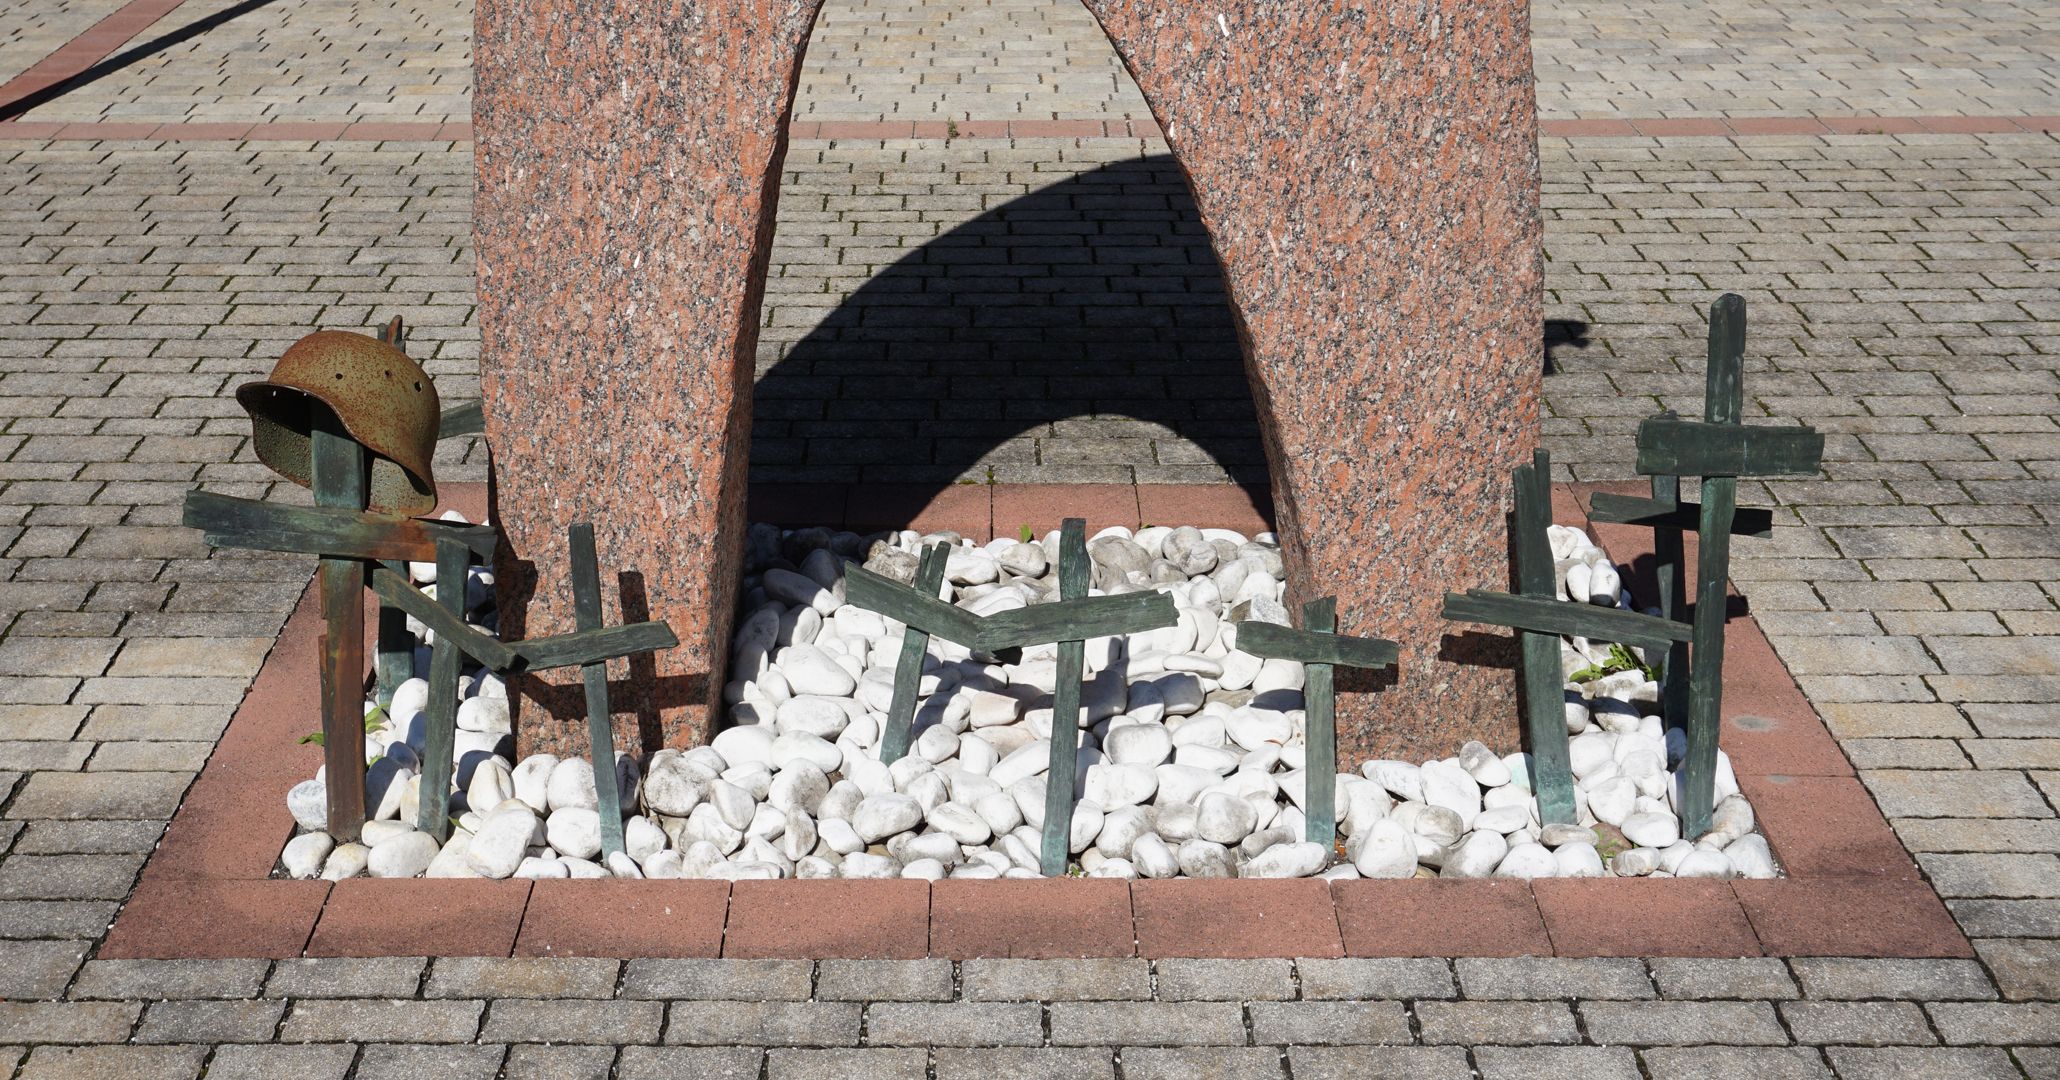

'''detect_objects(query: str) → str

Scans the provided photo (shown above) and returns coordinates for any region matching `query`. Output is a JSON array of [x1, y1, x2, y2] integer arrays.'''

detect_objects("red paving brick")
[[1736, 879, 1973, 958], [515, 880, 730, 958], [723, 879, 929, 959], [1740, 774, 1917, 880], [308, 879, 532, 957], [844, 483, 992, 537], [991, 484, 1139, 538], [100, 880, 328, 960], [1136, 484, 1274, 536], [1333, 880, 1551, 957], [1133, 879, 1344, 958], [931, 879, 1134, 958], [1535, 879, 1762, 957]]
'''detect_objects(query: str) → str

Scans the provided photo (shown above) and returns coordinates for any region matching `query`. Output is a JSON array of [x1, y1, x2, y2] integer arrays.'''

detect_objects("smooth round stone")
[[989, 741, 1050, 788], [973, 792, 1022, 835], [711, 726, 775, 769], [368, 830, 439, 878], [1252, 658, 1304, 694], [1226, 709, 1293, 752], [1610, 846, 1660, 876], [321, 842, 370, 881], [456, 695, 512, 734], [546, 758, 598, 812], [928, 802, 991, 846], [1361, 760, 1424, 802], [606, 851, 644, 878], [1474, 805, 1531, 835], [1131, 833, 1179, 878], [1568, 732, 1616, 778], [360, 819, 416, 847], [1104, 724, 1173, 767], [287, 779, 328, 832], [468, 759, 515, 812], [769, 762, 830, 817], [1457, 740, 1512, 787], [852, 793, 923, 842], [1419, 760, 1481, 830], [625, 816, 667, 862], [516, 856, 571, 880], [512, 754, 557, 813], [642, 757, 704, 817], [764, 568, 837, 613], [841, 852, 901, 879], [1245, 840, 1327, 878], [1197, 791, 1257, 844], [1621, 811, 1681, 849], [1724, 834, 1777, 879], [1493, 842, 1557, 880], [775, 696, 849, 739], [424, 831, 478, 878], [547, 807, 603, 860], [467, 808, 539, 879], [282, 832, 333, 879], [1675, 849, 1736, 879], [770, 733, 842, 775], [1586, 776, 1637, 827], [1441, 830, 1508, 878], [1082, 762, 1157, 808], [1176, 838, 1237, 878], [1539, 823, 1598, 848], [1554, 841, 1605, 877], [1350, 818, 1418, 879], [780, 644, 857, 697]]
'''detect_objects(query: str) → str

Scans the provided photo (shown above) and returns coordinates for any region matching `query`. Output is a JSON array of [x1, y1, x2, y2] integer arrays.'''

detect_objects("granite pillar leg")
[[1081, 1, 1544, 759], [475, 0, 824, 754]]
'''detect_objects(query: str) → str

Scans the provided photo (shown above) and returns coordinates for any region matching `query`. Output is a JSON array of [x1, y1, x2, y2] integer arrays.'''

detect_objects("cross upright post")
[[1233, 601, 1397, 848]]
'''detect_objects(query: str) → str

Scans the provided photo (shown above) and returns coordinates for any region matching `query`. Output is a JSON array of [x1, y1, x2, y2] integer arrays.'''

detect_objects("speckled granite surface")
[[479, 2, 1541, 760], [475, 0, 826, 753], [1080, 2, 1544, 760]]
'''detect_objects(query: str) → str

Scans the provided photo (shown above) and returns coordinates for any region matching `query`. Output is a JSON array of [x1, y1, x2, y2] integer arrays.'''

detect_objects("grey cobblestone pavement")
[[2, 0, 2060, 1072]]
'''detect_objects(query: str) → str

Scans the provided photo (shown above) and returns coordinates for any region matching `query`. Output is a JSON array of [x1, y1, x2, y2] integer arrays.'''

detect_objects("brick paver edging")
[[0, 0, 193, 118], [3, 115, 2059, 143], [99, 482, 1970, 962]]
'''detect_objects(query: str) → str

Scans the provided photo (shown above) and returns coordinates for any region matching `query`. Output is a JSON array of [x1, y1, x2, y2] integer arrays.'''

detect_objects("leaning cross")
[[1619, 294, 1821, 836], [1231, 599, 1396, 849], [842, 518, 1177, 875], [1442, 447, 1694, 826]]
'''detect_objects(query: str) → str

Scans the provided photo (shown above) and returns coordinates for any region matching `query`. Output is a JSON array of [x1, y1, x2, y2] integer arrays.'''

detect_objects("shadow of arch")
[[748, 153, 1272, 496]]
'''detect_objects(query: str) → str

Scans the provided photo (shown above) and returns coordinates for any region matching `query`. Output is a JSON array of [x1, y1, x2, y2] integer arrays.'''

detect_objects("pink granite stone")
[[1079, 2, 1542, 757], [475, 0, 825, 752], [478, 2, 1541, 759]]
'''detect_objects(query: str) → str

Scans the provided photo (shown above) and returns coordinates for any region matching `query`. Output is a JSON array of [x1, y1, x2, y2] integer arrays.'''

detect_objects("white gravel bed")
[[281, 517, 1777, 884]]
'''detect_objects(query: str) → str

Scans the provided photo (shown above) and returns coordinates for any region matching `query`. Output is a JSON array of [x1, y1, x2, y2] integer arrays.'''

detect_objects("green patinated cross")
[[1232, 603, 1397, 849], [839, 520, 1177, 875]]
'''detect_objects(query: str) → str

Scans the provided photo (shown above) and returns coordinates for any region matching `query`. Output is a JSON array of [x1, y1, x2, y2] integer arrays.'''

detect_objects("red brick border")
[[106, 482, 1970, 959], [0, 0, 192, 117], [2, 115, 2058, 142]]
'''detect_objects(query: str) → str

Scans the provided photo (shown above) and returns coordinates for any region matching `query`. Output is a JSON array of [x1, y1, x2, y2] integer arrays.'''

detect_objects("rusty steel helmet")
[[236, 330, 440, 515]]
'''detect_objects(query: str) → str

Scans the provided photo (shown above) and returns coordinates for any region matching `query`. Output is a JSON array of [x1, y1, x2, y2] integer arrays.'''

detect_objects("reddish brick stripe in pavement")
[[0, 0, 193, 116], [4, 116, 2058, 142], [101, 482, 1971, 961]]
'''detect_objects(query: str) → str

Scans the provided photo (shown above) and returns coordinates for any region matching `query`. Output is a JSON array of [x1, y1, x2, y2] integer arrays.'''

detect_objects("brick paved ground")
[[0, 0, 128, 85], [4, 0, 2060, 1073]]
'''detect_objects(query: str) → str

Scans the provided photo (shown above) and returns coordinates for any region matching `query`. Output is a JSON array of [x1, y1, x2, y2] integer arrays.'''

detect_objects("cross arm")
[[1635, 416, 1824, 478], [1233, 621, 1397, 669], [184, 490, 497, 563], [1586, 491, 1774, 539], [977, 590, 1176, 652], [842, 561, 986, 651], [1442, 589, 1692, 654]]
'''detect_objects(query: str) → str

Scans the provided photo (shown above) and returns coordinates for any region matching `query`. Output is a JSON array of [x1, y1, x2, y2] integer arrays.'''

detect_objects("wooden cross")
[[1618, 294, 1821, 836], [1442, 448, 1694, 826], [1232, 599, 1396, 848], [841, 519, 1177, 874]]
